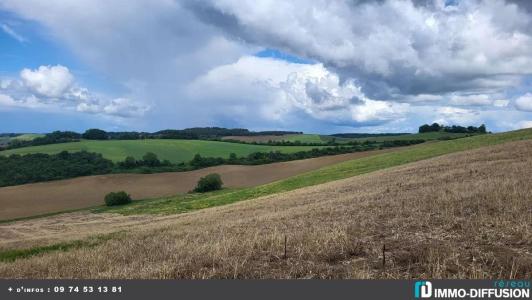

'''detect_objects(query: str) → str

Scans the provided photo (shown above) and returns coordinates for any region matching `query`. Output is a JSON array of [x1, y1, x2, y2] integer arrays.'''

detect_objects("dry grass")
[[0, 140, 531, 279]]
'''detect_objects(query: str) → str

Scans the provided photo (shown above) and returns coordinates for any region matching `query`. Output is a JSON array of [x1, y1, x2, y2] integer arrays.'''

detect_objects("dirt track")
[[0, 148, 401, 221]]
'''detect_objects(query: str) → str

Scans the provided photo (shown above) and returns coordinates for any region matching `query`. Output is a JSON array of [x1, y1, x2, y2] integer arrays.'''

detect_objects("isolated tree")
[[82, 128, 108, 140], [104, 191, 132, 206], [193, 173, 223, 193]]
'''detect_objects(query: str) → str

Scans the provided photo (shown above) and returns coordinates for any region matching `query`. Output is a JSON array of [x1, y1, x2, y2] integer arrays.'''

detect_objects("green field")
[[282, 132, 475, 144], [11, 133, 45, 141], [0, 139, 329, 163], [98, 128, 532, 216], [276, 134, 326, 143], [328, 131, 474, 143], [0, 134, 43, 146]]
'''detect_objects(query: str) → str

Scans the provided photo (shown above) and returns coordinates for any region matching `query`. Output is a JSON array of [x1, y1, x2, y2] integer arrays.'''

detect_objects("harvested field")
[[222, 134, 324, 143], [0, 140, 530, 278], [0, 148, 402, 221], [221, 135, 286, 143]]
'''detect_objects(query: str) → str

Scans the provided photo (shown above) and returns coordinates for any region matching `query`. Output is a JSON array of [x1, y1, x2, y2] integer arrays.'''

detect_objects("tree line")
[[418, 123, 487, 134]]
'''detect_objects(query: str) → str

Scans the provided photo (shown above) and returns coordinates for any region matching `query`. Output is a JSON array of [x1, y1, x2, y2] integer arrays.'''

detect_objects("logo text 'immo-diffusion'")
[[414, 281, 530, 299]]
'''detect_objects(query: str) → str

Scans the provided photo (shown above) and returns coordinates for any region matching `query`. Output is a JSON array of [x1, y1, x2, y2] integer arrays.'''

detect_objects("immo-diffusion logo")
[[414, 281, 432, 298], [413, 280, 530, 299]]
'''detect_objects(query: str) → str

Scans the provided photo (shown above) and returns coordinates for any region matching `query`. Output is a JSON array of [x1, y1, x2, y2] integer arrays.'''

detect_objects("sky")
[[0, 0, 531, 134]]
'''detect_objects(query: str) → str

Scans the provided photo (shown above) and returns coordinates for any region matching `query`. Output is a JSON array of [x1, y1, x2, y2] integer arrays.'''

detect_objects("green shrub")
[[194, 173, 223, 193], [104, 191, 132, 206]]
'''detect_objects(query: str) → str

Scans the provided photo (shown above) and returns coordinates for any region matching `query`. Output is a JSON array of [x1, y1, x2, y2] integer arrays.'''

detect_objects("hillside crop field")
[[0, 139, 329, 163], [218, 132, 475, 144], [329, 131, 475, 143], [0, 135, 531, 278], [223, 134, 326, 144]]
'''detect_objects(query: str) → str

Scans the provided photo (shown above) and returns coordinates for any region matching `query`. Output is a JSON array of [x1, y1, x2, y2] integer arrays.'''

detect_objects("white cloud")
[[448, 93, 509, 107], [433, 106, 480, 125], [191, 0, 532, 98], [515, 93, 532, 111], [0, 94, 16, 106], [1, 65, 149, 118], [517, 120, 532, 129], [1, 23, 27, 43], [20, 65, 74, 98], [189, 56, 407, 127], [102, 98, 150, 118]]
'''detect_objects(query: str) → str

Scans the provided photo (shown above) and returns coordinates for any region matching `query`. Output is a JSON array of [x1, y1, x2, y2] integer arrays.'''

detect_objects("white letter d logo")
[[421, 281, 432, 298]]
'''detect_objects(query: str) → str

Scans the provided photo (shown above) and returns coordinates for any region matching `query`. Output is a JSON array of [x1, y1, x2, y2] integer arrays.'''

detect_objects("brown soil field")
[[0, 140, 530, 279], [0, 148, 402, 221]]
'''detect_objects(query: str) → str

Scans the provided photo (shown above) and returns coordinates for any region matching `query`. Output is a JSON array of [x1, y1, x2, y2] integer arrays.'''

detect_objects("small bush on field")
[[194, 173, 223, 193], [104, 191, 132, 206]]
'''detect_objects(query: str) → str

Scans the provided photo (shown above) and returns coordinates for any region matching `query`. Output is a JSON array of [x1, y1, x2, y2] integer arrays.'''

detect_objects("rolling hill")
[[0, 139, 329, 163], [0, 130, 530, 278], [223, 131, 478, 144]]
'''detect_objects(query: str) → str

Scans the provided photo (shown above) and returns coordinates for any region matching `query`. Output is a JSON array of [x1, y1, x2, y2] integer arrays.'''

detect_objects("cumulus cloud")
[[515, 93, 532, 111], [1, 65, 149, 118], [189, 0, 532, 99], [20, 65, 74, 98], [188, 56, 408, 127]]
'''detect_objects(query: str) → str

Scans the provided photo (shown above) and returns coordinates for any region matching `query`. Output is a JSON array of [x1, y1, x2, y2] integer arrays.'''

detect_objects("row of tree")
[[418, 123, 487, 134]]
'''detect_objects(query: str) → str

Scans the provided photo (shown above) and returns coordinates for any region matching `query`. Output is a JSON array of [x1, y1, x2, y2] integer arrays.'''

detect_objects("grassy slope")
[[100, 128, 532, 216], [0, 139, 328, 163]]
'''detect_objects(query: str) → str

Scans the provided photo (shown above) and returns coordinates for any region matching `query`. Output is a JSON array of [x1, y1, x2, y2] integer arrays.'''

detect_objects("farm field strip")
[[0, 139, 330, 163]]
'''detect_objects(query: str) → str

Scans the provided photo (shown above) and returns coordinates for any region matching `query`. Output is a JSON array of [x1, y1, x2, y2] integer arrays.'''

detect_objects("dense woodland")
[[0, 151, 113, 187], [0, 139, 424, 187], [418, 123, 487, 134]]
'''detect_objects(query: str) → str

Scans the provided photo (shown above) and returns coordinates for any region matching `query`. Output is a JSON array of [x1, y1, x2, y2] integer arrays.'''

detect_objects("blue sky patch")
[[255, 48, 314, 64]]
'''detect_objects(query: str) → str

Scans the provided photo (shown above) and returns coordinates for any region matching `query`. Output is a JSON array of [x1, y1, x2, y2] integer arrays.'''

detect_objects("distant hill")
[[331, 133, 409, 138]]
